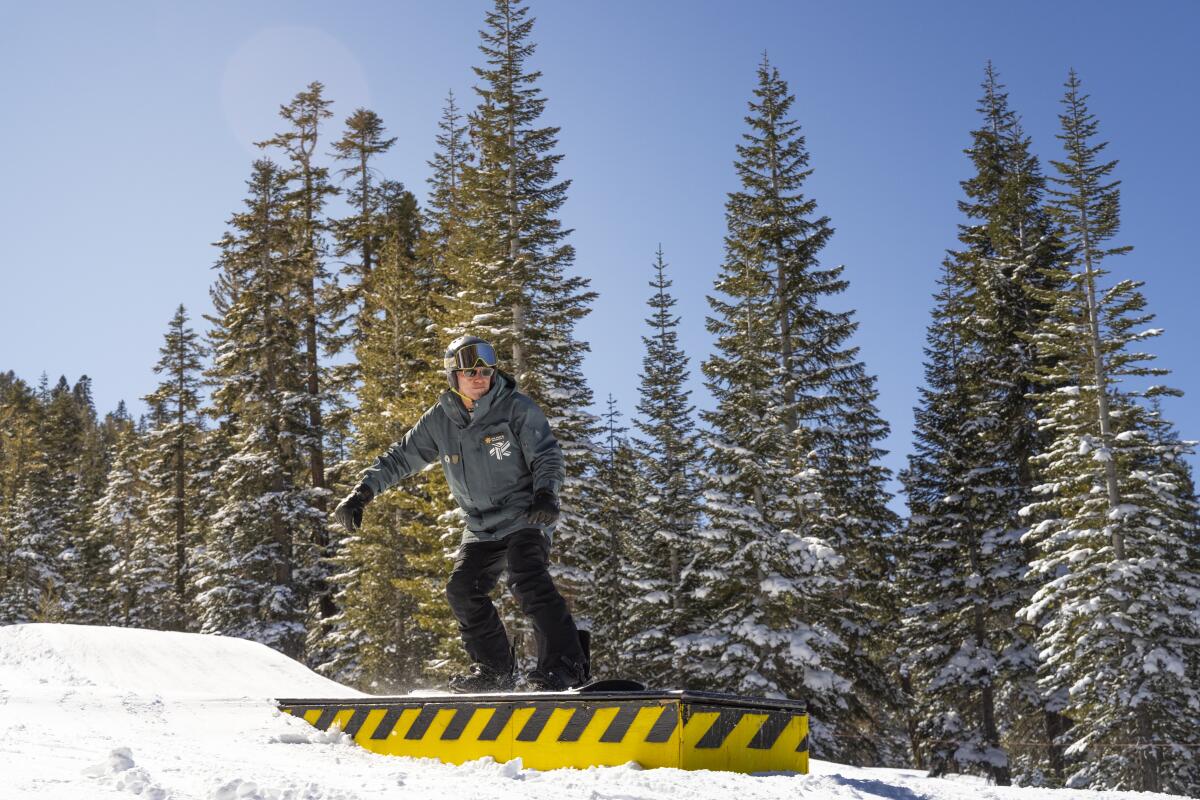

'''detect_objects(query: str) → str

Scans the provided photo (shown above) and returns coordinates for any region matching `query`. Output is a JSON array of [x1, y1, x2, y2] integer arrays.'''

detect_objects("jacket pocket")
[[439, 446, 470, 508]]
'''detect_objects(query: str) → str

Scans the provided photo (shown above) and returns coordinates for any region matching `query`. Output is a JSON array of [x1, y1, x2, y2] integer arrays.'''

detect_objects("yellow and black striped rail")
[[277, 690, 808, 774]]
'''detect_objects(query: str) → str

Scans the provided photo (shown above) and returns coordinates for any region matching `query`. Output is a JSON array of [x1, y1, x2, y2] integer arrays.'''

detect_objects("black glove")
[[527, 488, 560, 526], [334, 484, 374, 531]]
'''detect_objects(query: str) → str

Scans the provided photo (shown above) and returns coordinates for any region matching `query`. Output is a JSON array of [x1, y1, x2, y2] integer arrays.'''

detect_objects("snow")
[[0, 623, 1187, 799]]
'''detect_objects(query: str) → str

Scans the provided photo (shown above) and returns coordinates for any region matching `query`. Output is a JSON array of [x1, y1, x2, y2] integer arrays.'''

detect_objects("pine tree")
[[320, 178, 459, 691], [0, 375, 52, 622], [196, 159, 325, 658], [414, 91, 471, 351], [1018, 70, 1200, 795], [91, 419, 172, 628], [140, 304, 207, 630], [327, 108, 398, 463], [257, 82, 341, 626], [579, 396, 641, 676], [441, 0, 600, 659], [69, 401, 135, 627], [420, 91, 472, 290], [900, 64, 1065, 785], [900, 260, 1012, 776], [629, 246, 703, 686], [688, 56, 896, 763], [43, 376, 98, 622]]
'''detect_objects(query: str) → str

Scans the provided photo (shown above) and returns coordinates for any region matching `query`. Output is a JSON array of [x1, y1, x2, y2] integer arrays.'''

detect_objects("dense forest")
[[1, 0, 1197, 794]]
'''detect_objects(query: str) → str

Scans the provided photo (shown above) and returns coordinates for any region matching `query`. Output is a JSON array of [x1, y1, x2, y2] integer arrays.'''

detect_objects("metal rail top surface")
[[276, 689, 807, 713]]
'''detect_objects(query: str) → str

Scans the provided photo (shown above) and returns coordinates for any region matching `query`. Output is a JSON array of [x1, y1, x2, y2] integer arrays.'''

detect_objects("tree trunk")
[[969, 533, 1010, 785], [174, 350, 188, 629], [1135, 704, 1161, 792], [1043, 708, 1069, 785], [901, 672, 923, 770]]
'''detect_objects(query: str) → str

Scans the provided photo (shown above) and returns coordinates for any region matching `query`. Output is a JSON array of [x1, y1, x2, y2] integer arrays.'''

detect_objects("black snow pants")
[[445, 528, 585, 675]]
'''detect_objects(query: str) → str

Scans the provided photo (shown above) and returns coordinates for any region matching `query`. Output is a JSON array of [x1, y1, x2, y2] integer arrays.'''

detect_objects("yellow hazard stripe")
[[280, 697, 808, 774]]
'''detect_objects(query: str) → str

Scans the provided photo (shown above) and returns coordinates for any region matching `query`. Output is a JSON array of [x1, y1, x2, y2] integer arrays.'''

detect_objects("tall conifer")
[[690, 56, 895, 762], [43, 377, 97, 621], [140, 305, 207, 629], [421, 91, 472, 288], [196, 160, 324, 658], [0, 376, 53, 622], [257, 83, 341, 625], [1019, 71, 1200, 794], [327, 108, 398, 448], [445, 0, 600, 653], [901, 64, 1064, 784], [583, 396, 640, 675], [321, 181, 458, 690], [630, 246, 702, 686], [91, 420, 170, 628]]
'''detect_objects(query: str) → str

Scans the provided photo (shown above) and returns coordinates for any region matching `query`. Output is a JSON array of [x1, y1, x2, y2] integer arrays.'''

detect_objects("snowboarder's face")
[[457, 369, 492, 402]]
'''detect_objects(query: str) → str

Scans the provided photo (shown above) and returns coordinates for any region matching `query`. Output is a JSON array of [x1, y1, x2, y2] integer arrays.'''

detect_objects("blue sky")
[[2, 1, 1197, 500]]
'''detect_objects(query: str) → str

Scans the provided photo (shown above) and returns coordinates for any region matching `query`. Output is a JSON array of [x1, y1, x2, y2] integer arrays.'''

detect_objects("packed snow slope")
[[0, 624, 1186, 800]]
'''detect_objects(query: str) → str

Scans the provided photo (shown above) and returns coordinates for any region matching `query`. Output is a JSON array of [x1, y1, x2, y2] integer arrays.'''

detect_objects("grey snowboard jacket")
[[358, 371, 565, 544]]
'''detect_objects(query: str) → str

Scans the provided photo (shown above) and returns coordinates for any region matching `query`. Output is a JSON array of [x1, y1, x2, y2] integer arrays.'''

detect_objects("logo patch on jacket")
[[484, 434, 512, 461]]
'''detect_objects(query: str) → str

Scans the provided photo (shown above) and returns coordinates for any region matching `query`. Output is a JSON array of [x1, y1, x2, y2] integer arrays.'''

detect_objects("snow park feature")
[[1, 623, 1191, 799], [277, 689, 808, 772]]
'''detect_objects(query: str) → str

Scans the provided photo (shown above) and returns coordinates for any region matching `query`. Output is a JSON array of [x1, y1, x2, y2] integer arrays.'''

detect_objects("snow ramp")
[[0, 622, 362, 699], [278, 689, 809, 773]]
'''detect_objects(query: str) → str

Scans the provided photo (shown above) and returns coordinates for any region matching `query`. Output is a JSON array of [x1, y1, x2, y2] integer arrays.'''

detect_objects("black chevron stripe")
[[313, 707, 339, 731], [695, 710, 745, 749], [747, 712, 790, 750], [440, 707, 476, 741], [478, 705, 514, 741], [557, 706, 596, 742], [645, 705, 678, 743], [405, 705, 441, 740], [342, 709, 371, 739], [599, 705, 640, 743], [516, 706, 555, 741], [370, 707, 404, 740]]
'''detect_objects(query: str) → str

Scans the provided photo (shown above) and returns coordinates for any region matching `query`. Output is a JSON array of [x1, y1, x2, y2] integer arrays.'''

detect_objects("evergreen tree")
[[91, 419, 171, 628], [196, 159, 325, 658], [442, 0, 600, 658], [415, 91, 471, 345], [582, 396, 641, 676], [421, 91, 472, 287], [900, 260, 1014, 777], [0, 375, 53, 622], [257, 82, 341, 626], [320, 178, 458, 691], [1019, 70, 1200, 795], [629, 246, 702, 686], [900, 64, 1063, 785], [43, 376, 96, 622], [688, 56, 896, 763], [327, 108, 398, 461], [71, 401, 138, 627], [140, 304, 207, 630]]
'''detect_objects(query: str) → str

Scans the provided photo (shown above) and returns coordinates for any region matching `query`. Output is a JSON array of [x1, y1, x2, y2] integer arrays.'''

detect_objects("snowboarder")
[[333, 335, 588, 693]]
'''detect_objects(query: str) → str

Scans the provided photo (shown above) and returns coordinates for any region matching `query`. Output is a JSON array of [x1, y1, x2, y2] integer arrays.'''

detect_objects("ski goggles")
[[443, 341, 498, 372]]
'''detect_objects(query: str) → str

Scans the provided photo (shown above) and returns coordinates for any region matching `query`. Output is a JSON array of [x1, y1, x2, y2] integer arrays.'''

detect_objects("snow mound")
[[2, 624, 1189, 799], [0, 623, 362, 699]]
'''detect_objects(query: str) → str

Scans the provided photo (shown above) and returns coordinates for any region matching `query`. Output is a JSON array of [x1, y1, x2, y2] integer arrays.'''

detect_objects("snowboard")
[[569, 678, 647, 693], [445, 677, 647, 696]]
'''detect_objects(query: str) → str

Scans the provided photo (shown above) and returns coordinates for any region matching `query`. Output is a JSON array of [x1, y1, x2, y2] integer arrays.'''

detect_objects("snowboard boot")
[[525, 655, 586, 692], [577, 629, 592, 682], [448, 661, 515, 694]]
